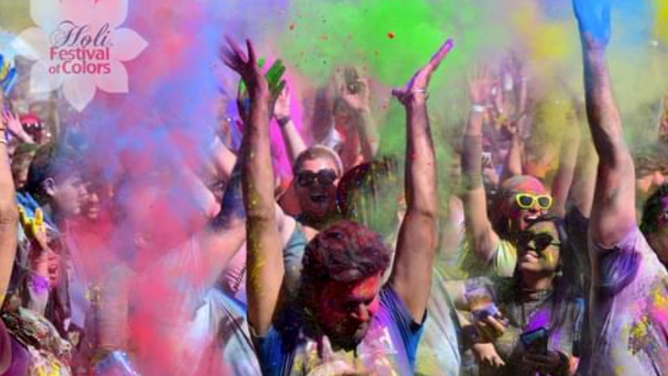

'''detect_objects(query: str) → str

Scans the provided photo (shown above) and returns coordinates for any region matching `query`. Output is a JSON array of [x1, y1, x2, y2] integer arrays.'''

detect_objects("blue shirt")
[[253, 287, 424, 376]]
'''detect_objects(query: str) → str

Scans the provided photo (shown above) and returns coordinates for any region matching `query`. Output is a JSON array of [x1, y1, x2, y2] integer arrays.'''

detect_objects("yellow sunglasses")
[[514, 193, 552, 210]]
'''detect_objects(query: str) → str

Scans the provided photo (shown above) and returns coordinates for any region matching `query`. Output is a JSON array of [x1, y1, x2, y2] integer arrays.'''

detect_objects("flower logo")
[[11, 0, 148, 111]]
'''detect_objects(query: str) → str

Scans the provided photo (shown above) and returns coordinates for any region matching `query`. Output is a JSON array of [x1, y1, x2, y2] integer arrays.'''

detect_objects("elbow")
[[405, 206, 438, 226]]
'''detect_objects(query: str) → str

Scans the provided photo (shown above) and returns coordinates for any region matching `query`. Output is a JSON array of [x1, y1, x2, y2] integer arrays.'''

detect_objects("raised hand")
[[339, 66, 370, 113], [469, 64, 494, 106], [19, 207, 48, 251], [220, 38, 266, 94], [392, 39, 454, 105], [573, 0, 611, 50], [273, 85, 291, 122], [2, 111, 25, 138]]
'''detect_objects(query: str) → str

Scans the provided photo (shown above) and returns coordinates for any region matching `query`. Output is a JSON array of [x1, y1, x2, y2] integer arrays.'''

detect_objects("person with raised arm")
[[460, 65, 553, 278], [0, 90, 28, 375], [225, 36, 447, 375], [572, 0, 668, 374]]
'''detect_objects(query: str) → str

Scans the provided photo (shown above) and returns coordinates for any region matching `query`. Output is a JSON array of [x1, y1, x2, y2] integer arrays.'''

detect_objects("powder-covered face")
[[49, 173, 88, 218], [295, 158, 340, 220], [637, 170, 667, 203], [503, 177, 550, 232], [314, 273, 382, 350], [517, 221, 561, 276]]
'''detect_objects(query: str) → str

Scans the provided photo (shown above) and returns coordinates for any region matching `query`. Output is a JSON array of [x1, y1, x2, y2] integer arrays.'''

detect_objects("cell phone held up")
[[520, 327, 549, 355]]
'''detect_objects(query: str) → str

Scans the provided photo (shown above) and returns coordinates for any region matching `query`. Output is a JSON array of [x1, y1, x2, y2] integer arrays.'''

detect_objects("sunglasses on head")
[[514, 193, 553, 210], [296, 169, 338, 187], [517, 232, 560, 252]]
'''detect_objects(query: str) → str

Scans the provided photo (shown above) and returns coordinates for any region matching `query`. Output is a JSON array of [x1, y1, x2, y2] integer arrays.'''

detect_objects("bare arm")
[[550, 107, 582, 217], [574, 0, 636, 246], [339, 69, 379, 163], [209, 136, 237, 183], [500, 126, 524, 182], [274, 86, 307, 165], [461, 66, 501, 262], [0, 92, 18, 306], [222, 39, 284, 335], [389, 40, 452, 322]]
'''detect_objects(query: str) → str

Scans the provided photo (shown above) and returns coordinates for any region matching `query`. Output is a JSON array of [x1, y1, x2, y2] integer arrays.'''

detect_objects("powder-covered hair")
[[301, 220, 392, 285], [293, 145, 344, 178]]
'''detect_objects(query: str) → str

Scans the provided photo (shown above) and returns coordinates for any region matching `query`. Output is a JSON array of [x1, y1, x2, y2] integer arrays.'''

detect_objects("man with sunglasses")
[[573, 0, 668, 374]]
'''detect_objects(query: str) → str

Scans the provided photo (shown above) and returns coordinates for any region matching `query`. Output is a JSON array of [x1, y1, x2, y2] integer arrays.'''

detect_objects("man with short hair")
[[223, 36, 450, 374]]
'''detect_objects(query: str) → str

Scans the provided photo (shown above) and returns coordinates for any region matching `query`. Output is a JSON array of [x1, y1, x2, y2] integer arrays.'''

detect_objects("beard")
[[325, 321, 371, 351]]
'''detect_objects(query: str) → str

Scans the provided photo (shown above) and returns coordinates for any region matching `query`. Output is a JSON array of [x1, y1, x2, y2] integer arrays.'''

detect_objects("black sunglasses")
[[517, 232, 560, 253], [296, 169, 338, 187]]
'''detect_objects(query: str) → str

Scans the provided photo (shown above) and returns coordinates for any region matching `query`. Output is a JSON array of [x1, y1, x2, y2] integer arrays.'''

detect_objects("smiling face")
[[313, 274, 382, 350], [502, 176, 550, 233], [517, 221, 561, 276], [295, 158, 340, 220]]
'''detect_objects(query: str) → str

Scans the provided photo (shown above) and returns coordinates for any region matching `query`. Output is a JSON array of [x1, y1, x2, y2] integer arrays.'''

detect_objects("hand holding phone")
[[520, 327, 549, 355]]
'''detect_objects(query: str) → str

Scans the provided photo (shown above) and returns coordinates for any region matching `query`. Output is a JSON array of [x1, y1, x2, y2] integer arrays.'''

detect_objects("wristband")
[[470, 104, 486, 113]]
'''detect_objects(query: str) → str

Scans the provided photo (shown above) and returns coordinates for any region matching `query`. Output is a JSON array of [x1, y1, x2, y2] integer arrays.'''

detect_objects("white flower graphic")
[[12, 0, 148, 111]]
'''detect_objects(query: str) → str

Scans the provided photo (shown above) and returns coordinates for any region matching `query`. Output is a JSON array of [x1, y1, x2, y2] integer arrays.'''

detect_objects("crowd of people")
[[0, 0, 667, 375]]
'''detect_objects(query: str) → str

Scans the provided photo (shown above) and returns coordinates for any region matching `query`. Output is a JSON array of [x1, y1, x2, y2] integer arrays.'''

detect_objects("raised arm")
[[273, 85, 307, 165], [339, 67, 379, 162], [550, 106, 582, 217], [574, 0, 636, 246], [0, 91, 18, 305], [461, 66, 501, 262], [222, 38, 284, 335], [388, 40, 452, 322]]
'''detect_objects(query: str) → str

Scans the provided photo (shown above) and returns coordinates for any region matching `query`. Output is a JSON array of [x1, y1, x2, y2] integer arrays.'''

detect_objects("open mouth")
[[310, 194, 328, 203], [524, 213, 540, 222]]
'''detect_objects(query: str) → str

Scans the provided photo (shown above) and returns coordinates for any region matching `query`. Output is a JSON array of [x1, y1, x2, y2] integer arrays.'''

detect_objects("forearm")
[[356, 109, 379, 162], [461, 113, 498, 259], [462, 112, 484, 189], [391, 96, 437, 322], [242, 89, 284, 333], [568, 137, 597, 217], [242, 90, 276, 222], [551, 124, 581, 217], [0, 142, 17, 304], [501, 135, 523, 181], [582, 50, 628, 165], [278, 119, 307, 166], [210, 137, 237, 183], [405, 98, 437, 217]]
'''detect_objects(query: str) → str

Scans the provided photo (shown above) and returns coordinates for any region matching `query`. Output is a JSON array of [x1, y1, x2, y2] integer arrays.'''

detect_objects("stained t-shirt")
[[414, 266, 461, 376], [459, 239, 518, 279], [584, 227, 668, 376], [253, 287, 424, 376]]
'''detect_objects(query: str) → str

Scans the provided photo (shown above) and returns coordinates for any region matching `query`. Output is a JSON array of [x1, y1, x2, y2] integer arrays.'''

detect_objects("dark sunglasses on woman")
[[517, 232, 560, 253], [296, 169, 338, 187]]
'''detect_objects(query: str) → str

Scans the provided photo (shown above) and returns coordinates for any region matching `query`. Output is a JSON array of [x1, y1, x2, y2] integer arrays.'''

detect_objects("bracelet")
[[470, 104, 486, 113], [409, 89, 429, 100]]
